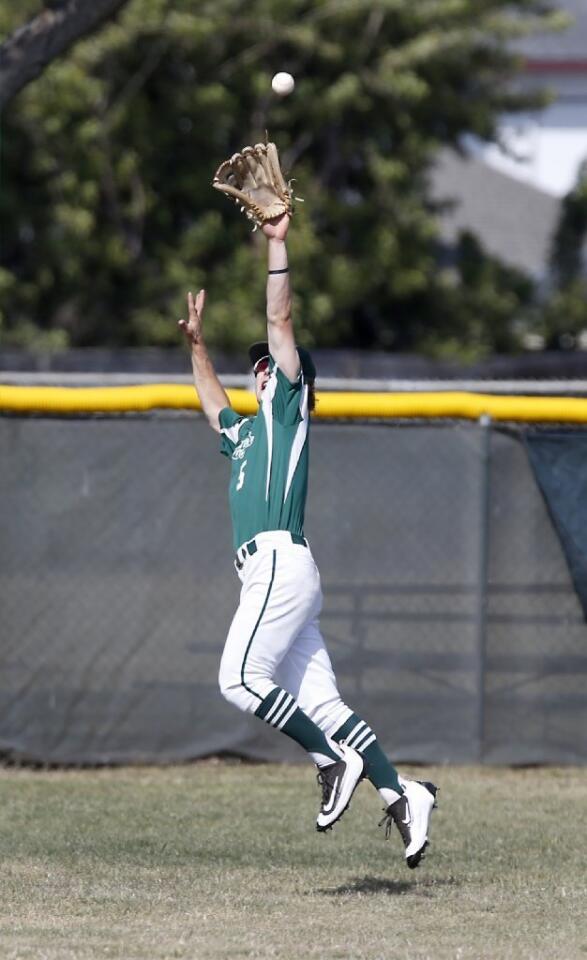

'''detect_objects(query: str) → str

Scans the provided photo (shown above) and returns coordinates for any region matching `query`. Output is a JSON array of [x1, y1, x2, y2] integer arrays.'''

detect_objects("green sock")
[[255, 688, 340, 766], [332, 713, 403, 795]]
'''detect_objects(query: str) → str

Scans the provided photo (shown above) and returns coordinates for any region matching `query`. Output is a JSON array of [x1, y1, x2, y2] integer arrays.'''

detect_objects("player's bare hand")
[[262, 213, 290, 242], [178, 289, 206, 345]]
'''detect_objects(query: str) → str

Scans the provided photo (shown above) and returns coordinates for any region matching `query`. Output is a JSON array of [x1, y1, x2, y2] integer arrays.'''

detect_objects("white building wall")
[[476, 73, 587, 197]]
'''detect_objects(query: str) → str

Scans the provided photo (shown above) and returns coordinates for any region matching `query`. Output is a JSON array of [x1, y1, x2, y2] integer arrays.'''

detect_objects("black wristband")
[[268, 267, 289, 275]]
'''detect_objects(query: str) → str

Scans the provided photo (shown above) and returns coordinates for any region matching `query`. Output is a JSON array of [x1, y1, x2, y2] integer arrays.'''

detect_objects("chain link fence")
[[1, 413, 586, 765]]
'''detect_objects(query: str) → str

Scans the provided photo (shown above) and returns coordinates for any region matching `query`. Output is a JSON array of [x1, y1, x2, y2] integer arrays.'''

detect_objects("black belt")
[[234, 533, 308, 570]]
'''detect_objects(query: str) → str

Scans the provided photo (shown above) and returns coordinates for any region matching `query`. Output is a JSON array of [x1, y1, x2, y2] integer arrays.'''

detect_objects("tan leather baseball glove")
[[212, 141, 293, 228]]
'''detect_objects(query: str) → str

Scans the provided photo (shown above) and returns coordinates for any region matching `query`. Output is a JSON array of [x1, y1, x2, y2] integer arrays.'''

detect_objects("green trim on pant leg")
[[240, 550, 276, 701], [332, 712, 403, 793]]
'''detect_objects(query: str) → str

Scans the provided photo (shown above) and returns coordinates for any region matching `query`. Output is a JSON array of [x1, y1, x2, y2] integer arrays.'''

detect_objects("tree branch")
[[0, 0, 131, 109]]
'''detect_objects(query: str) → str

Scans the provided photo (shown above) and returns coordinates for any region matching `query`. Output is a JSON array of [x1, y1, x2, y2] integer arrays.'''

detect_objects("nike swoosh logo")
[[402, 803, 411, 825], [322, 777, 339, 814]]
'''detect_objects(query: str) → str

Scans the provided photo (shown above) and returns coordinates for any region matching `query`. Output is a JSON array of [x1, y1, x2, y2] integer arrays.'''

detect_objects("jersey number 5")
[[236, 459, 247, 491]]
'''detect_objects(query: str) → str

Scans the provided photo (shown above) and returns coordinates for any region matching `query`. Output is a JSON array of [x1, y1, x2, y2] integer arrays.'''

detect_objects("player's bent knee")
[[219, 660, 276, 715], [218, 665, 251, 712], [218, 663, 239, 701]]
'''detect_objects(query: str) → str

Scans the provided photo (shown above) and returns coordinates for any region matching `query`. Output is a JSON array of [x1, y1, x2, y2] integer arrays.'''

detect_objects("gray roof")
[[515, 0, 587, 61], [430, 149, 561, 278]]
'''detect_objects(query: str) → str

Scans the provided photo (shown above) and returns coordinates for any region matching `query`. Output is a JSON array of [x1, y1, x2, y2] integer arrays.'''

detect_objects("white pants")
[[218, 532, 352, 736]]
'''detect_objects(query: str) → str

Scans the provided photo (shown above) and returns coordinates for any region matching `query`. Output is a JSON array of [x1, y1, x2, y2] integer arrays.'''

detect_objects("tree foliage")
[[0, 0, 565, 356], [0, 0, 132, 108], [541, 162, 587, 349]]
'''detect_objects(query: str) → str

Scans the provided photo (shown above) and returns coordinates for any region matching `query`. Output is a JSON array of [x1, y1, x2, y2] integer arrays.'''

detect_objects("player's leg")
[[276, 618, 437, 865], [218, 550, 337, 766], [275, 618, 403, 801], [218, 545, 363, 828], [330, 711, 403, 805]]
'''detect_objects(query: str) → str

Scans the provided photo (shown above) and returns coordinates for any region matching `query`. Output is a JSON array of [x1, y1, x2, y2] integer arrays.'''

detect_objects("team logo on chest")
[[232, 432, 255, 461]]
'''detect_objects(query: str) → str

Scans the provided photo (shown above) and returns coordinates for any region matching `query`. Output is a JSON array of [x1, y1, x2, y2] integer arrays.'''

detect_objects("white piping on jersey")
[[221, 417, 247, 447], [283, 381, 309, 504], [261, 362, 308, 503], [261, 369, 278, 500]]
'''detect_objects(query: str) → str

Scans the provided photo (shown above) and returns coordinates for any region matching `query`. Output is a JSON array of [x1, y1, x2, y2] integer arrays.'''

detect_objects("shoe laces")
[[316, 761, 342, 807], [379, 796, 411, 845], [378, 809, 394, 840]]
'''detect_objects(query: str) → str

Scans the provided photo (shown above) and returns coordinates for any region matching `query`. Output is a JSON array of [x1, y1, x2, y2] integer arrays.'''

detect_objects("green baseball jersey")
[[218, 358, 310, 550]]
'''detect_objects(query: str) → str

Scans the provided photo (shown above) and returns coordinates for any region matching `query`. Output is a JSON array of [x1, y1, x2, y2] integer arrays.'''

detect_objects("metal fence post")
[[476, 414, 492, 763]]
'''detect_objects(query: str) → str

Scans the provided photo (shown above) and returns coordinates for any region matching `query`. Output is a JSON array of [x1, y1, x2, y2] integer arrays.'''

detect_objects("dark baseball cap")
[[248, 341, 316, 381]]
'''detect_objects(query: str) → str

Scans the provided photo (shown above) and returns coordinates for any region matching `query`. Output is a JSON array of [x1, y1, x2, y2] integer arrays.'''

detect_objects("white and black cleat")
[[380, 779, 438, 869], [316, 742, 364, 832]]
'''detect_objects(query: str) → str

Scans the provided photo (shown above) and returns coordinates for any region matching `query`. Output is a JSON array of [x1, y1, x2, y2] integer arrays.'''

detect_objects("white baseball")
[[271, 72, 295, 96]]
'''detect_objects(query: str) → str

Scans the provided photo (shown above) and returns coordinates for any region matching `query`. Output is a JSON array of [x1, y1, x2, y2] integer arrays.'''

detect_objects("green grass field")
[[0, 762, 585, 959]]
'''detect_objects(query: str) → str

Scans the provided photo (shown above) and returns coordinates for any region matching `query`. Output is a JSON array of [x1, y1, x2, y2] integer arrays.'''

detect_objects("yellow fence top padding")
[[1, 383, 587, 422]]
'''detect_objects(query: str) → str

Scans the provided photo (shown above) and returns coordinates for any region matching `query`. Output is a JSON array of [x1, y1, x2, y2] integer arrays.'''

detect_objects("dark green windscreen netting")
[[1, 416, 586, 765], [525, 432, 587, 621]]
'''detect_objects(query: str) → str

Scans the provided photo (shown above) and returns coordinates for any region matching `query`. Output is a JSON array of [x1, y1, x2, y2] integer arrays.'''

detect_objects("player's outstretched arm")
[[262, 214, 300, 382], [178, 289, 230, 433]]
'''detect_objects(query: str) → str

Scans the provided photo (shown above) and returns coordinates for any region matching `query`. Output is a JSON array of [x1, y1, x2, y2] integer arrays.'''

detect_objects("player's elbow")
[[207, 411, 222, 434], [266, 309, 292, 329], [200, 401, 223, 434]]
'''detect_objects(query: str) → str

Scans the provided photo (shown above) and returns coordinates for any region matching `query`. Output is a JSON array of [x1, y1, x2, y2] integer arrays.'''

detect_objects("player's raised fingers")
[[195, 288, 206, 314]]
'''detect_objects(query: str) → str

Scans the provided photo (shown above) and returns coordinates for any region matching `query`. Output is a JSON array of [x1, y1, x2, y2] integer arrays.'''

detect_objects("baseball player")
[[179, 213, 437, 864]]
